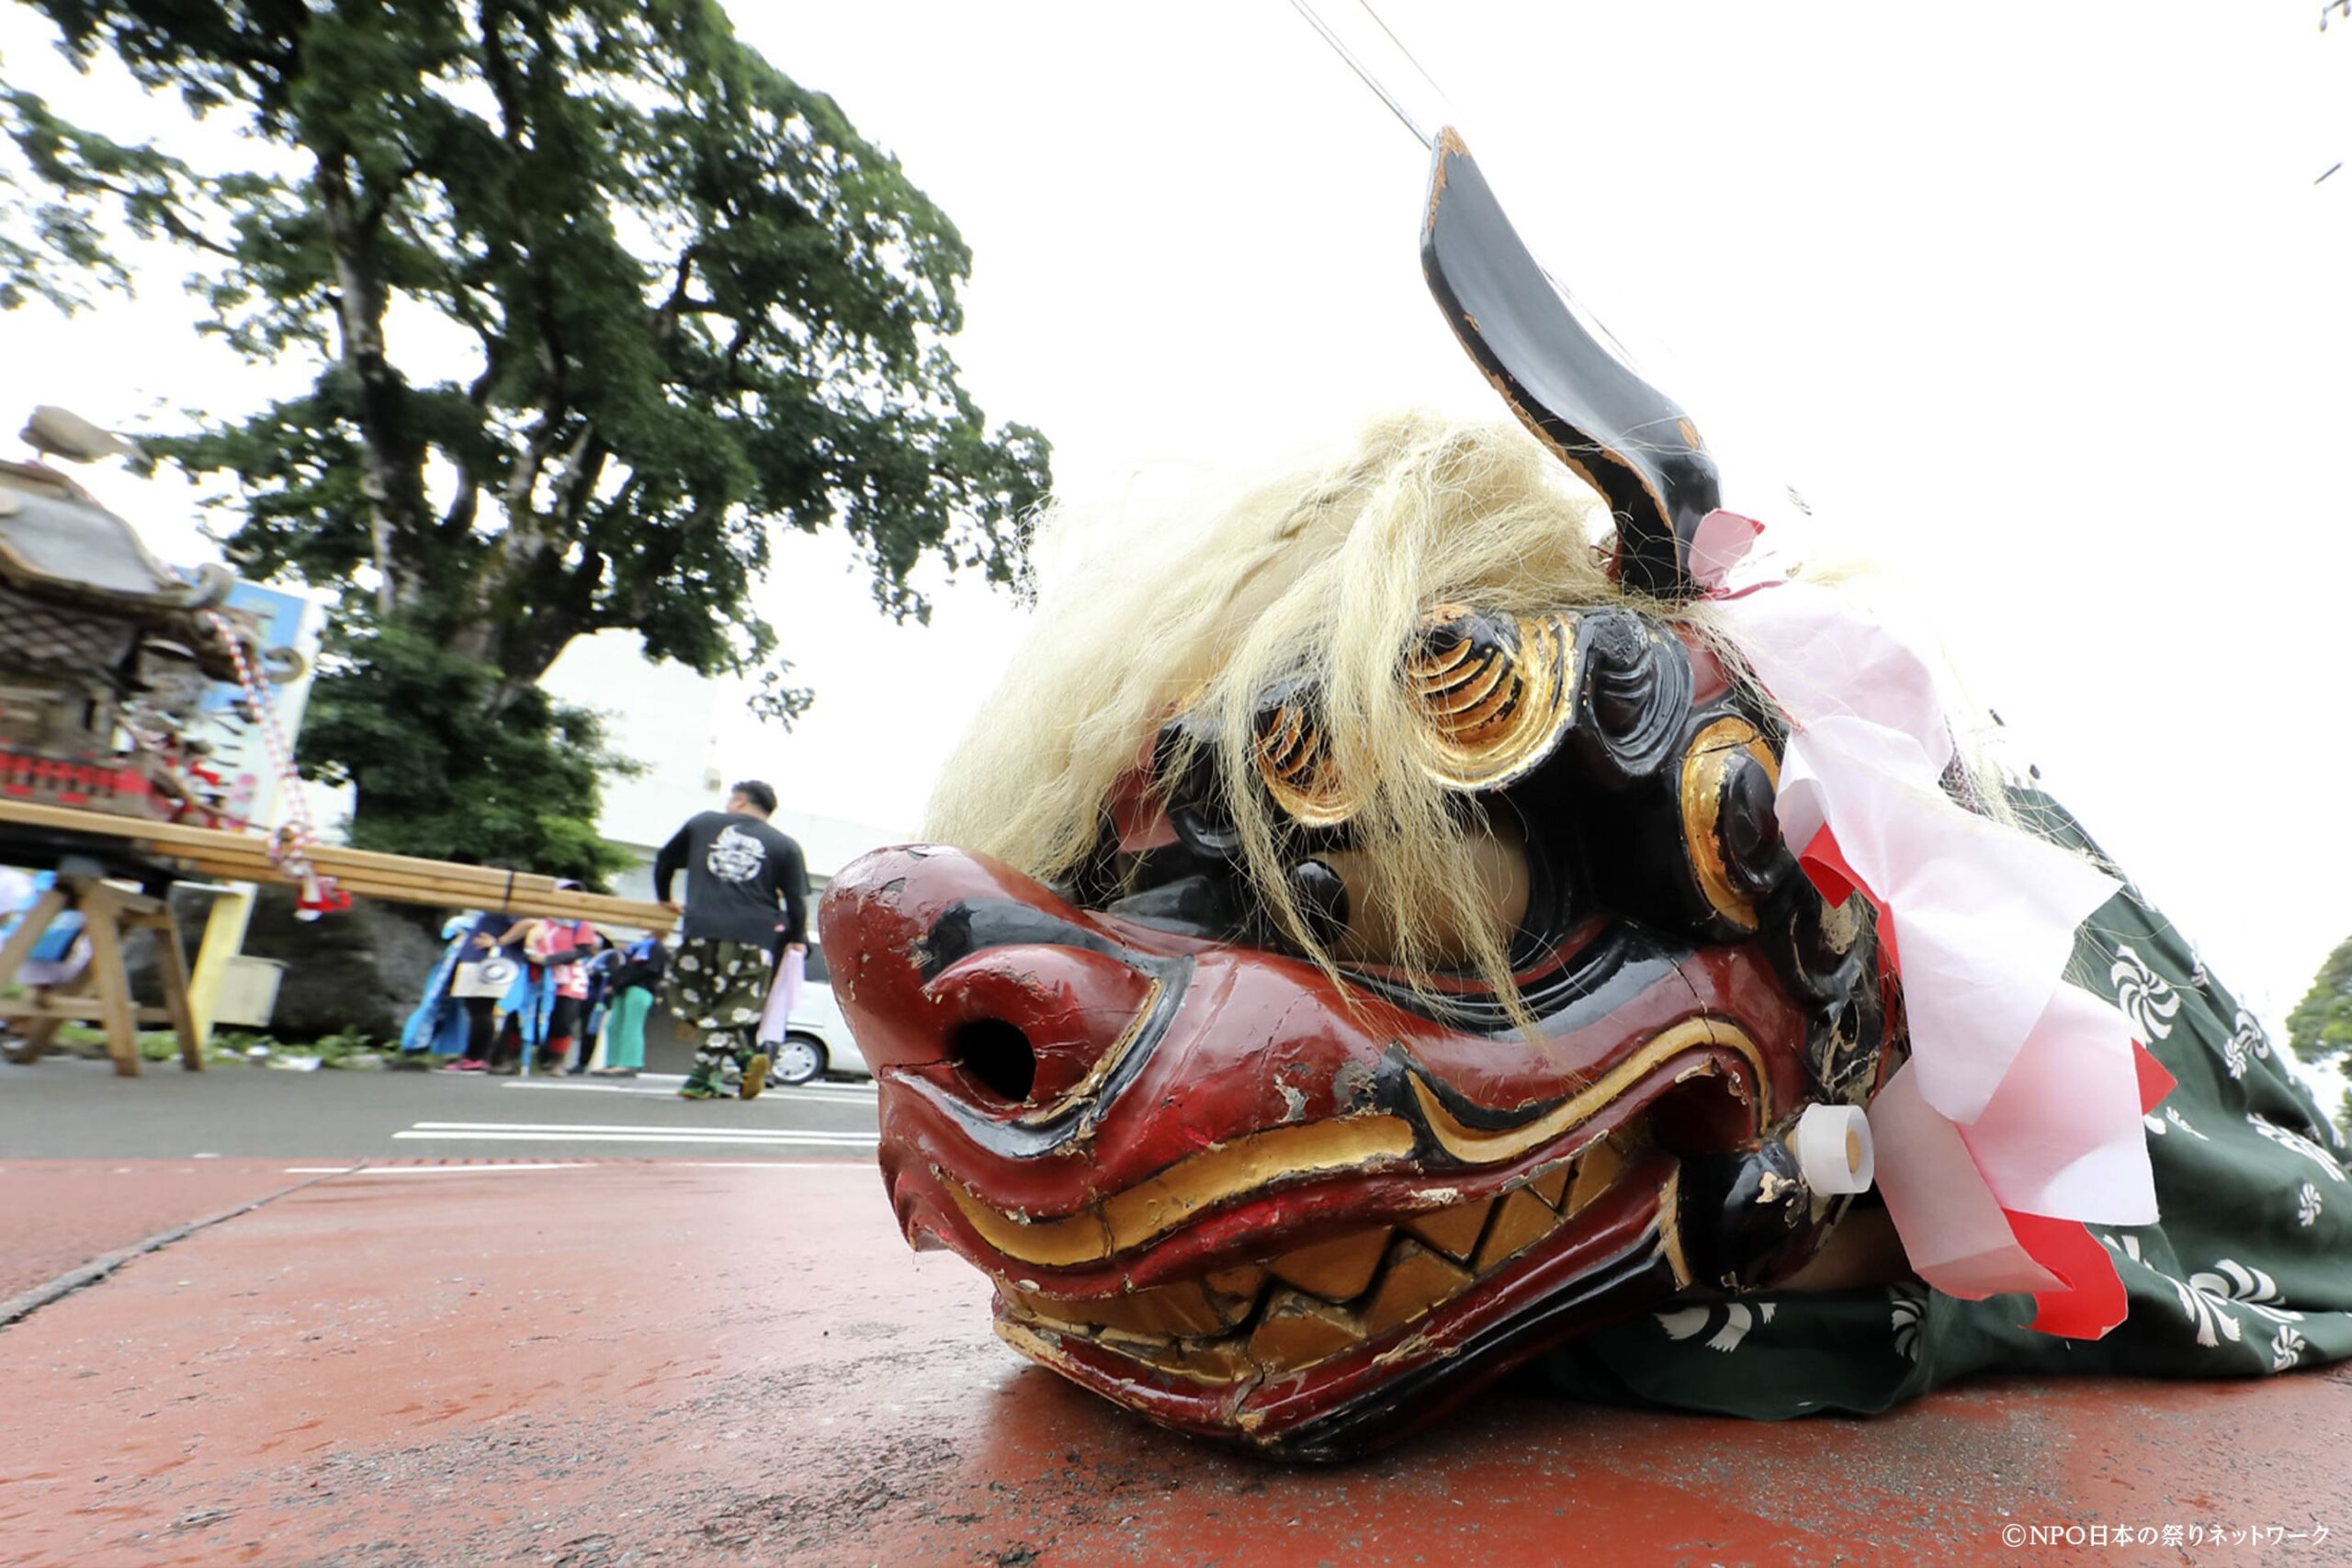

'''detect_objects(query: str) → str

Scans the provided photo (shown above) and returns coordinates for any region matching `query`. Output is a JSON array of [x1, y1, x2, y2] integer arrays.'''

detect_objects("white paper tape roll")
[[1792, 1103, 1874, 1195]]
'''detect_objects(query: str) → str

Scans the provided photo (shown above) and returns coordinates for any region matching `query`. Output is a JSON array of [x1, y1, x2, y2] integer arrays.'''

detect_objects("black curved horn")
[[1419, 128, 1721, 598]]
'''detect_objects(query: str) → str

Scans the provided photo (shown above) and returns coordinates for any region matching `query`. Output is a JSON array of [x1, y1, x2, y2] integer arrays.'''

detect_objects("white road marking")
[[505, 1071, 872, 1090], [412, 1121, 876, 1137], [497, 1079, 876, 1104], [287, 1162, 597, 1173], [287, 1160, 871, 1172], [392, 1130, 877, 1147]]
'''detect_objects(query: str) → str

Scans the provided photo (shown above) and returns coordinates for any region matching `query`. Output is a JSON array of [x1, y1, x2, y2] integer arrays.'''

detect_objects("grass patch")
[[28, 1022, 384, 1066]]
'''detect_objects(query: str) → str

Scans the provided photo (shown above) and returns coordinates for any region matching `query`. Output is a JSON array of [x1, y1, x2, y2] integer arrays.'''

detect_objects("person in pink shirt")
[[524, 916, 602, 1074]]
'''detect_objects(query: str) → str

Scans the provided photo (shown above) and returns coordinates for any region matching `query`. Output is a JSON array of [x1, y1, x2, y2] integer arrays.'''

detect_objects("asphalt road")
[[0, 1055, 879, 1161]]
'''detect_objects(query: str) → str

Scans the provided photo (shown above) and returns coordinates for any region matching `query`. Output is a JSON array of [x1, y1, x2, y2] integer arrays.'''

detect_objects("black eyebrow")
[[916, 898, 1147, 982]]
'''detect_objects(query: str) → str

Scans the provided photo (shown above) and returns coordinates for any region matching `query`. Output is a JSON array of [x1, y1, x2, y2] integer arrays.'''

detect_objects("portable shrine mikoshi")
[[0, 795, 673, 1075]]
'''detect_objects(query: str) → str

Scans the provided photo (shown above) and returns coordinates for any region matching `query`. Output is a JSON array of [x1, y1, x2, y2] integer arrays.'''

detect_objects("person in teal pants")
[[594, 935, 666, 1077]]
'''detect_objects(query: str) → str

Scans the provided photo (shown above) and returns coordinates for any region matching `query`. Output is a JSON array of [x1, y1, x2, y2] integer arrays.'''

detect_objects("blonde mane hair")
[[926, 412, 1753, 1004]]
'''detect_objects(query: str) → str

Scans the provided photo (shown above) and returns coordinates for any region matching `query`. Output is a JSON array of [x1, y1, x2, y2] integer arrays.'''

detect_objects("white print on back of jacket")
[[707, 824, 767, 883]]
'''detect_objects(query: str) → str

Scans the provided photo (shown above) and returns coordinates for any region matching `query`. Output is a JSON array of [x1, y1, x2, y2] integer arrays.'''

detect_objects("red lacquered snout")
[[817, 844, 1158, 1111]]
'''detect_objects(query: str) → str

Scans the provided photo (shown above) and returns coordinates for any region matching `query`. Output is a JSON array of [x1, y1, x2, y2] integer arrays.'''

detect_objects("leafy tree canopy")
[[2, 0, 1049, 880], [2289, 933, 2352, 1064], [300, 626, 641, 886]]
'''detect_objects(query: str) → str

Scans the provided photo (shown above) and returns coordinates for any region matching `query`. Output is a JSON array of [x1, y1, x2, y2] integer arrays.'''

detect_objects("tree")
[[2284, 934, 2352, 1138], [2289, 934, 2352, 1064], [1, 0, 1049, 881]]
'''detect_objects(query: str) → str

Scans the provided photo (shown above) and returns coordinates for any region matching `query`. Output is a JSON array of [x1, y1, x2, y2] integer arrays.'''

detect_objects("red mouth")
[[823, 842, 1812, 1459]]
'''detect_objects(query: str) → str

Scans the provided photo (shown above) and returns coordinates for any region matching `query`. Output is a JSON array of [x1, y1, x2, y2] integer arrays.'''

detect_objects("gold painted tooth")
[[1205, 1262, 1268, 1301], [1266, 1228, 1392, 1302], [1001, 1285, 1175, 1344], [1566, 1136, 1627, 1213], [1247, 1287, 1367, 1371], [1362, 1238, 1476, 1335], [1473, 1187, 1565, 1272], [1003, 1280, 1228, 1338], [1402, 1196, 1495, 1261], [1118, 1337, 1257, 1385], [999, 1308, 1252, 1385], [1000, 1285, 1078, 1332], [1527, 1162, 1571, 1210], [1109, 1281, 1230, 1337]]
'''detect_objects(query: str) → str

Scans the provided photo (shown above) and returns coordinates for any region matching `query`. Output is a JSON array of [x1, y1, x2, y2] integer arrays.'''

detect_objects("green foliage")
[[2288, 934, 2352, 1064], [300, 625, 639, 886], [3, 1, 1049, 863], [34, 1025, 383, 1063]]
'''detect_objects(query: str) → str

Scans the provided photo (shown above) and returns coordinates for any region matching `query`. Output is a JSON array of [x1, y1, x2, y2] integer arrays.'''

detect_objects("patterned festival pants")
[[666, 937, 774, 1083]]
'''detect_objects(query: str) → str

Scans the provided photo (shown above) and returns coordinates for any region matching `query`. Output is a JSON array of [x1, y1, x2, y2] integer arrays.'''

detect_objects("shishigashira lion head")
[[820, 413, 1903, 1460]]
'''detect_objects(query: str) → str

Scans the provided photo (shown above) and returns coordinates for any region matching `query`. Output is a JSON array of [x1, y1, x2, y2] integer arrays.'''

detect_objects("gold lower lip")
[[940, 1018, 1761, 1269], [940, 1113, 1417, 1269], [994, 1126, 1668, 1385], [1009, 974, 1165, 1127], [1408, 1018, 1764, 1164]]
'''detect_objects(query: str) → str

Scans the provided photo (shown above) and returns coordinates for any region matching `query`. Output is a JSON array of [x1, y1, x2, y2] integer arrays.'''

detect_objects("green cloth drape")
[[1542, 792, 2352, 1416]]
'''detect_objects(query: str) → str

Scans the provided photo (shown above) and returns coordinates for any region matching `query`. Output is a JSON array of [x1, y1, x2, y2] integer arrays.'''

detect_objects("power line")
[[1284, 0, 1432, 148], [1349, 0, 1455, 126], [1283, 0, 1645, 371]]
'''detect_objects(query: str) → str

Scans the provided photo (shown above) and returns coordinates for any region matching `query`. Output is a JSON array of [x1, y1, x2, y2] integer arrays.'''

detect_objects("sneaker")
[[740, 1051, 771, 1101], [677, 1079, 720, 1100], [441, 1058, 486, 1073]]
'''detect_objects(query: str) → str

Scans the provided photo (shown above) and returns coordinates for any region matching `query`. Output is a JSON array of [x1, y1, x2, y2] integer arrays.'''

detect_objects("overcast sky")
[[5, 2, 2349, 1043]]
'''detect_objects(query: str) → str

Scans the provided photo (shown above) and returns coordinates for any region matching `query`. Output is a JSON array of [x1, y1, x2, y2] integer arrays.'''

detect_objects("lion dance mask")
[[820, 132, 2352, 1460]]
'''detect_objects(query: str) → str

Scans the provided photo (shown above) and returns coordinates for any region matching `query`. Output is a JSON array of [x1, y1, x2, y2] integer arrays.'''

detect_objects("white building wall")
[[539, 630, 907, 907]]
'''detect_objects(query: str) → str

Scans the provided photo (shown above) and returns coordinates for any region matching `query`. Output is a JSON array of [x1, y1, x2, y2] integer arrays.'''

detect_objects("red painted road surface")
[[0, 1159, 305, 1302], [4, 1159, 2347, 1566]]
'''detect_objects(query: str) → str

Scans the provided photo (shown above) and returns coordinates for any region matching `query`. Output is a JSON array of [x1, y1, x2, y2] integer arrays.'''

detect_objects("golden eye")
[[1254, 692, 1353, 827], [1681, 716, 1781, 931], [1405, 605, 1574, 790]]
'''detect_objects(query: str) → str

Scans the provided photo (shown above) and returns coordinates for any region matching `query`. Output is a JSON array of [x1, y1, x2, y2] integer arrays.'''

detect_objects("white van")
[[766, 942, 870, 1086]]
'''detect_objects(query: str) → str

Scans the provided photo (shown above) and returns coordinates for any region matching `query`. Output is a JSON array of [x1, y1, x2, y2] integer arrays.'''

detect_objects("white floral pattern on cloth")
[[2143, 1105, 2208, 1141], [2220, 1010, 2271, 1080], [2187, 1260, 2303, 1327], [1656, 1301, 1775, 1353], [2249, 1115, 2349, 1184], [2109, 944, 2181, 1042], [1889, 1284, 1927, 1363], [2300, 1182, 2324, 1228], [2099, 1236, 2305, 1350], [2271, 1325, 2308, 1371]]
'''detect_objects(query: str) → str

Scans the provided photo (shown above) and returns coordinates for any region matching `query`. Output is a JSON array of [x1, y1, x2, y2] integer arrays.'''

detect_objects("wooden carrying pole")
[[0, 798, 676, 1072], [0, 798, 677, 928]]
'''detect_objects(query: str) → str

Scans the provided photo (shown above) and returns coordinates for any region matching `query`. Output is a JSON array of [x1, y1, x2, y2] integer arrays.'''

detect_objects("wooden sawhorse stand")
[[0, 872, 199, 1075]]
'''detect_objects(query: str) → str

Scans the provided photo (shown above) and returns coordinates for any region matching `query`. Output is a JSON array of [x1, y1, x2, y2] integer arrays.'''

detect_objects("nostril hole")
[[949, 1017, 1036, 1103]]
